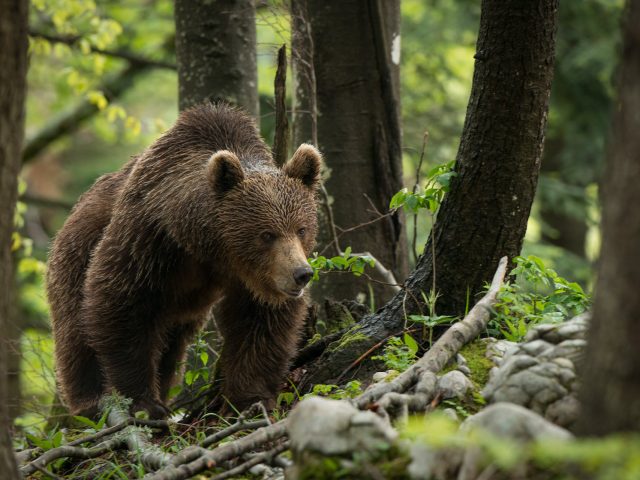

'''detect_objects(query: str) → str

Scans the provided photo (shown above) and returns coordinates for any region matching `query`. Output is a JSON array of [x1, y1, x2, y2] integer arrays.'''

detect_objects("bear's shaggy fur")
[[47, 103, 321, 418]]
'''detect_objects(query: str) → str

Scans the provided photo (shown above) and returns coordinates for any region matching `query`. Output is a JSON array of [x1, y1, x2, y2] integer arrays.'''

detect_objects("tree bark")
[[175, 0, 258, 116], [577, 0, 640, 435], [291, 0, 408, 306], [0, 0, 29, 476], [301, 0, 558, 385]]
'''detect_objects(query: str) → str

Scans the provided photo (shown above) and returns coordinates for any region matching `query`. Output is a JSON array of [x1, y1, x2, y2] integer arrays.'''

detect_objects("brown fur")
[[47, 103, 321, 418]]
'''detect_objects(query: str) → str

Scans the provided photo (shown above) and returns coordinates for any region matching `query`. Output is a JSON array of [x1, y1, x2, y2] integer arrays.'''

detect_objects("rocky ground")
[[283, 313, 591, 479]]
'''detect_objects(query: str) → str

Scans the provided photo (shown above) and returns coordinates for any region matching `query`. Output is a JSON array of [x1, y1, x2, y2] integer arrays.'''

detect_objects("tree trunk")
[[291, 0, 408, 306], [175, 0, 258, 115], [577, 0, 640, 435], [0, 0, 29, 476], [300, 0, 558, 385]]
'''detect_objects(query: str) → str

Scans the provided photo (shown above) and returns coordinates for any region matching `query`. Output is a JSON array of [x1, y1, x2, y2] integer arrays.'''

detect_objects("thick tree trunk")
[[301, 0, 558, 385], [291, 0, 408, 306], [577, 0, 640, 435], [175, 0, 258, 115], [0, 0, 29, 476]]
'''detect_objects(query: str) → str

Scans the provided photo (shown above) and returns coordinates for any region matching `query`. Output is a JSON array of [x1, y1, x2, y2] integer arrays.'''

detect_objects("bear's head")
[[208, 144, 322, 305]]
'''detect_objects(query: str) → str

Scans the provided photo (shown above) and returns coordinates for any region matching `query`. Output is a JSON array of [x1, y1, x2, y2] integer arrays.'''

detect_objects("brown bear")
[[46, 103, 321, 419]]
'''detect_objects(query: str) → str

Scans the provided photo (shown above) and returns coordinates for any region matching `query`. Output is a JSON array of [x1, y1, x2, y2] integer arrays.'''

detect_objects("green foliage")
[[372, 335, 418, 372], [489, 255, 591, 341], [407, 313, 456, 347], [26, 426, 65, 451], [72, 410, 108, 431], [390, 160, 456, 215], [172, 330, 213, 401], [309, 247, 376, 282], [303, 381, 363, 401]]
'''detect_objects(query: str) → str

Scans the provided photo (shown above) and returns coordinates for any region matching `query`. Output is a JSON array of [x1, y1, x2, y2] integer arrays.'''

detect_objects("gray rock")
[[484, 354, 539, 390], [524, 323, 557, 342], [287, 397, 397, 456], [481, 314, 589, 428], [556, 322, 588, 340], [457, 403, 573, 480], [457, 365, 472, 376], [547, 339, 586, 363], [519, 339, 553, 356], [546, 395, 580, 428], [438, 370, 474, 400], [489, 384, 530, 405], [372, 371, 388, 383], [484, 338, 517, 363], [461, 402, 573, 441]]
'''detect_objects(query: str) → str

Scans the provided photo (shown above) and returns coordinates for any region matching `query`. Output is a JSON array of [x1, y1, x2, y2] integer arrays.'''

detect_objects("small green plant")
[[72, 409, 109, 431], [171, 331, 213, 400], [309, 247, 375, 282], [390, 160, 456, 215], [301, 380, 363, 401], [26, 427, 65, 451], [372, 335, 419, 372], [276, 391, 296, 409], [489, 255, 591, 341], [407, 313, 456, 346]]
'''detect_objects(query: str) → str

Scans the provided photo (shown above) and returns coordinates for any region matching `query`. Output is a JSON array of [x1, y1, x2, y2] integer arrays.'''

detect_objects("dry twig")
[[210, 441, 289, 480], [18, 414, 168, 474], [145, 421, 288, 480]]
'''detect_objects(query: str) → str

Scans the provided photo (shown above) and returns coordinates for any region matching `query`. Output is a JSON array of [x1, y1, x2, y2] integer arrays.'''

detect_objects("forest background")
[[10, 0, 621, 434]]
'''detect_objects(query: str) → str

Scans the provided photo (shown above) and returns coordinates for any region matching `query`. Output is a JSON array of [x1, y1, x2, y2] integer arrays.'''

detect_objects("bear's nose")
[[293, 266, 313, 287]]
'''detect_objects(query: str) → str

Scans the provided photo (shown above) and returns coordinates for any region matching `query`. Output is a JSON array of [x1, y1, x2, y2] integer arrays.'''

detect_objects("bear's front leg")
[[82, 284, 169, 419], [216, 286, 307, 412]]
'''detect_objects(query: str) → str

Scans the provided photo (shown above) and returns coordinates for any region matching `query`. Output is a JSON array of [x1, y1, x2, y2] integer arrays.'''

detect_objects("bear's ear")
[[207, 150, 244, 193], [283, 144, 322, 190]]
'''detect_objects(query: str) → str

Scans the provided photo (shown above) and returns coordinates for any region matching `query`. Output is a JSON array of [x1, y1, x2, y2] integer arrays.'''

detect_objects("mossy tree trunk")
[[300, 0, 558, 385], [291, 0, 409, 306], [175, 0, 259, 116], [0, 0, 29, 476], [577, 0, 640, 435]]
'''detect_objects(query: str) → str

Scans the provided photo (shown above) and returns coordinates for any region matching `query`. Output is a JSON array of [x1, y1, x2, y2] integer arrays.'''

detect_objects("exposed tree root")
[[356, 256, 508, 415]]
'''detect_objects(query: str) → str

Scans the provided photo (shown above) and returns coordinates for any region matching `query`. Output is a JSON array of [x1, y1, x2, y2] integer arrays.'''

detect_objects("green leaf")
[[72, 415, 99, 429], [389, 188, 408, 209], [436, 171, 457, 188], [403, 333, 419, 355]]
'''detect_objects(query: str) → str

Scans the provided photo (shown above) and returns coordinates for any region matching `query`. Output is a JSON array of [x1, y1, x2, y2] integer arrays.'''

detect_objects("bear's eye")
[[260, 231, 276, 243], [297, 228, 306, 238]]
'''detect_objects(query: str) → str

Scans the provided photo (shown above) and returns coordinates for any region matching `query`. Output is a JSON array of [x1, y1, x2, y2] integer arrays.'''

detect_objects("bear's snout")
[[293, 266, 313, 287]]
